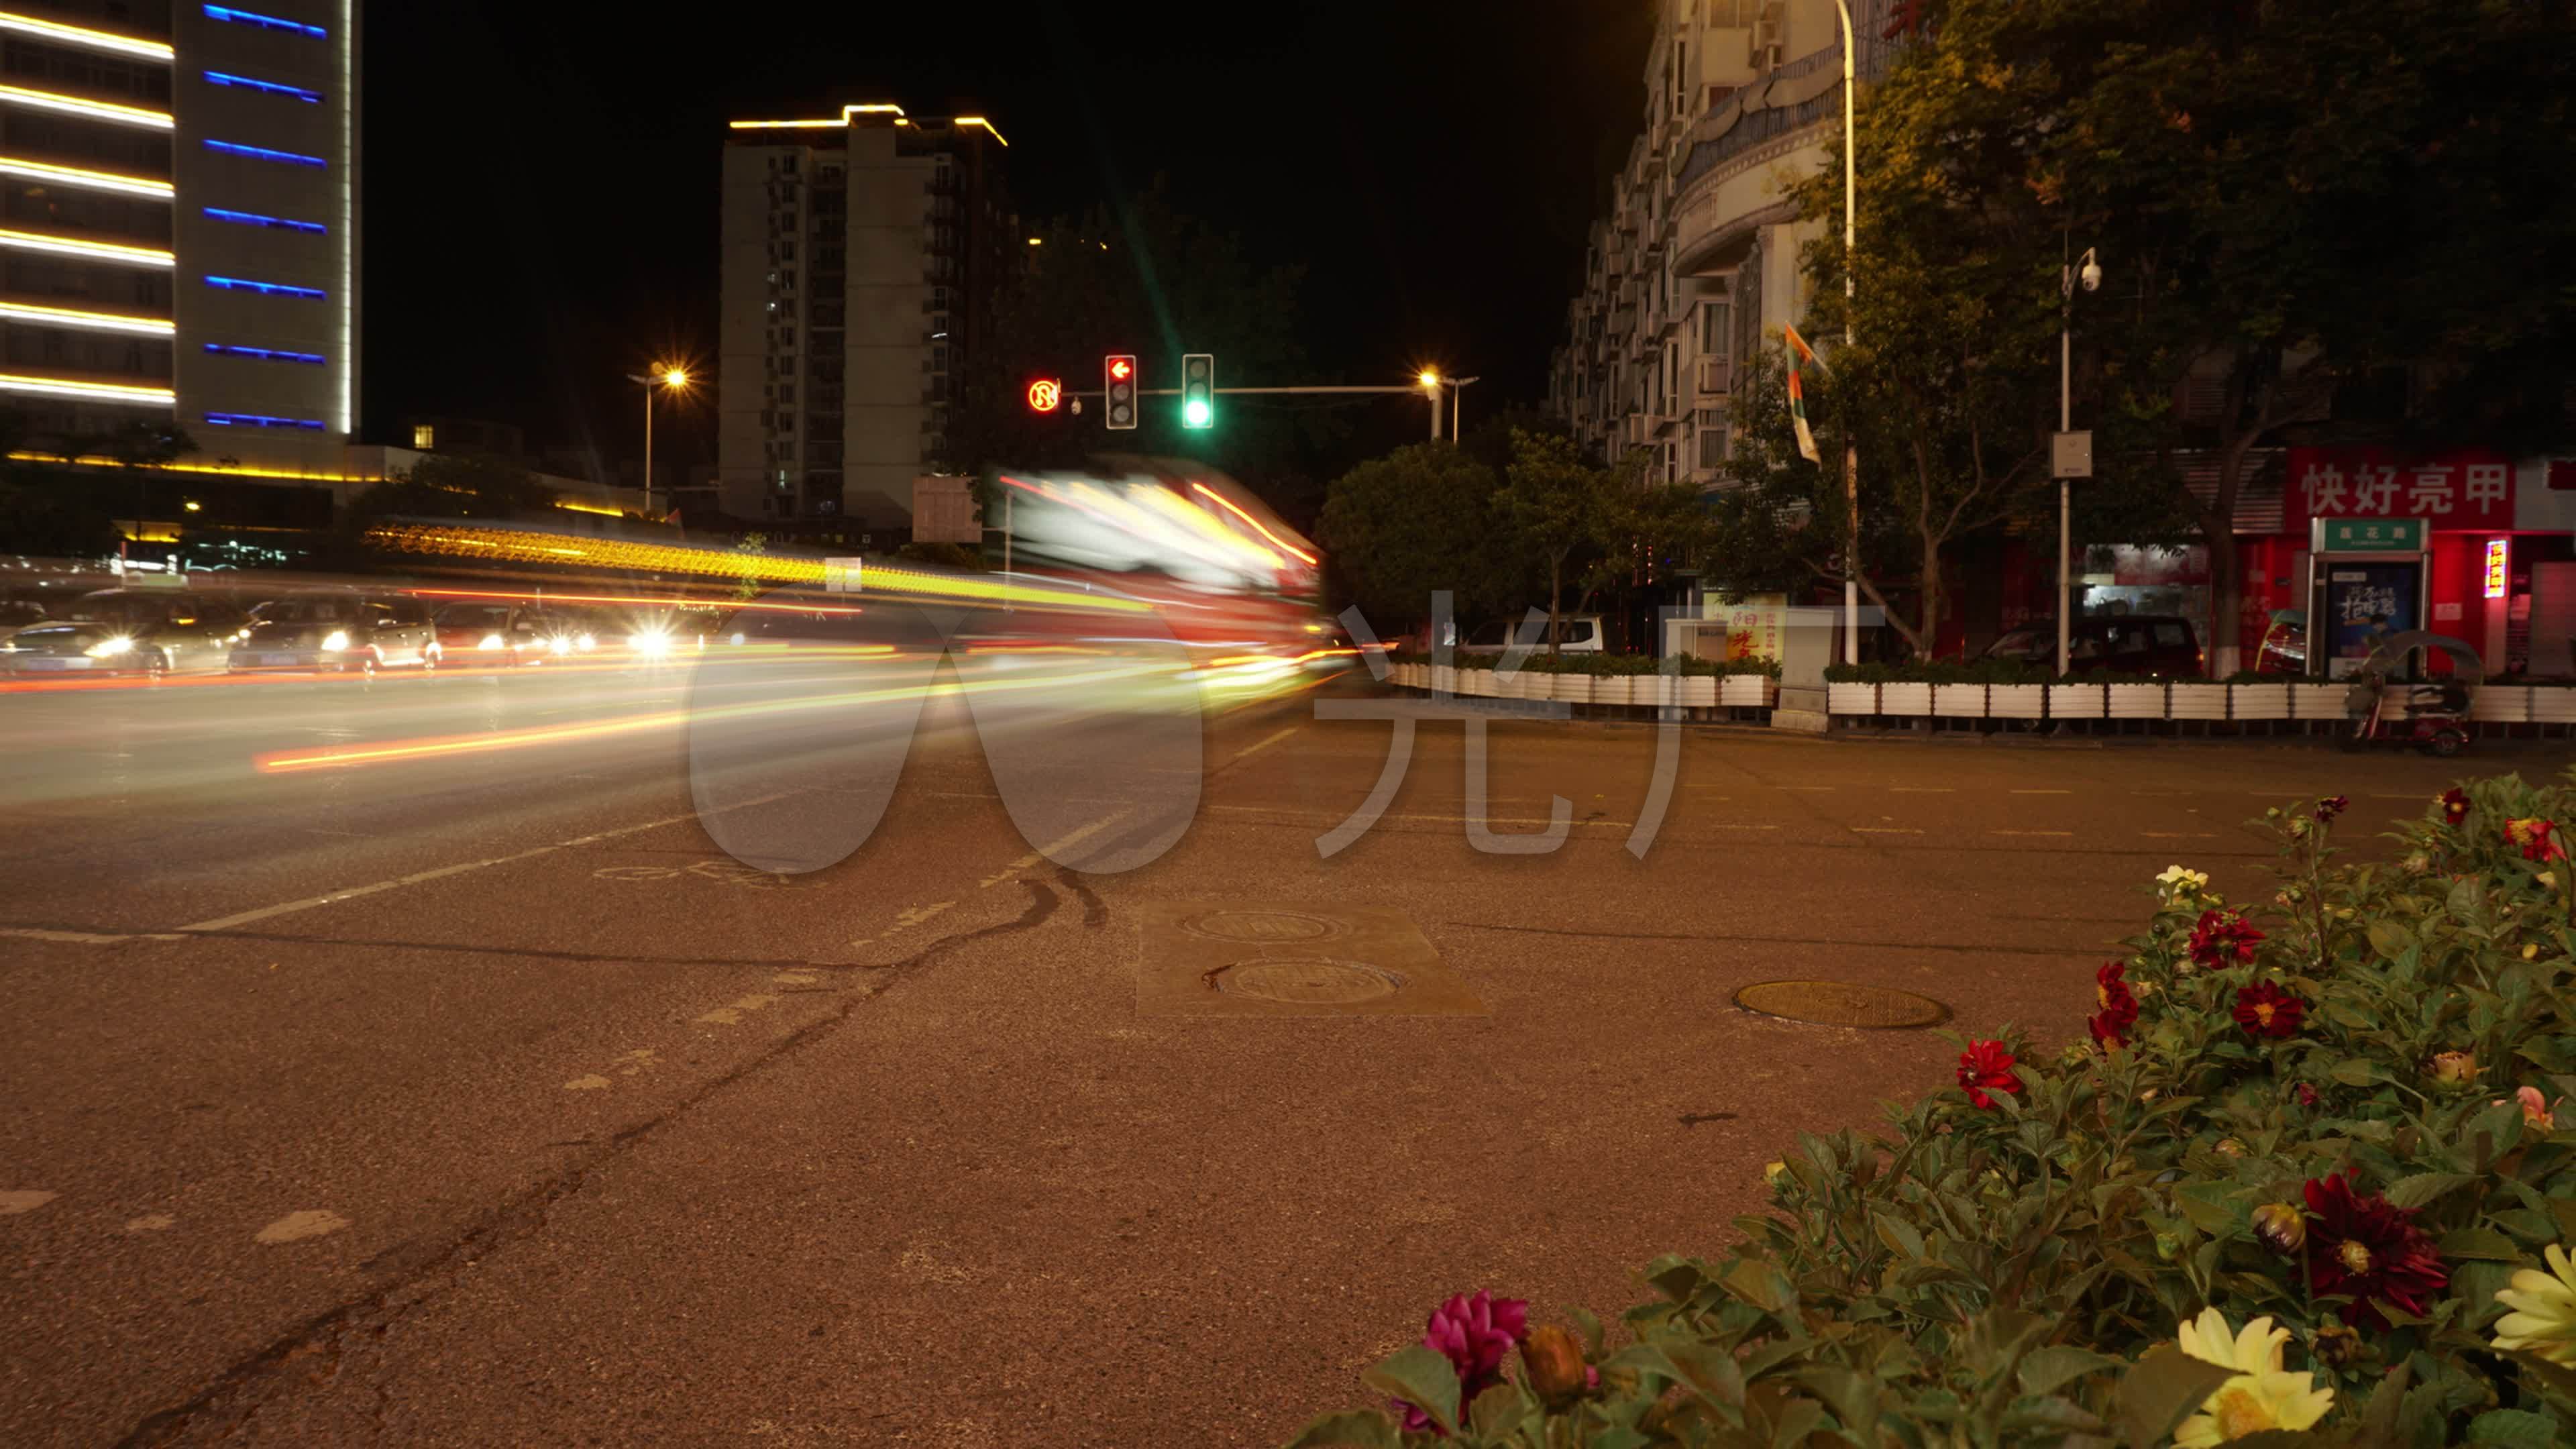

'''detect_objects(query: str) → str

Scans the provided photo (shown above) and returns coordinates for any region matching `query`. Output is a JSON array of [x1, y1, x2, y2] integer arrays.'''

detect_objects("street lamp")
[[1446, 375, 1481, 443], [627, 366, 690, 517], [2057, 244, 2101, 679], [1417, 370, 1443, 439], [1832, 0, 1859, 665]]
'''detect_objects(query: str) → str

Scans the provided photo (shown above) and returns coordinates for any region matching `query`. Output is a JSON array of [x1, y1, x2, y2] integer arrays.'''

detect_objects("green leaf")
[[1792, 1363, 1879, 1442], [1719, 1256, 1796, 1316], [2384, 1172, 2480, 1210], [2438, 1226, 2525, 1261], [2467, 1408, 2562, 1448], [2369, 920, 2416, 962], [2330, 1057, 2383, 1087], [1466, 1383, 1527, 1438], [1565, 1304, 1603, 1358], [2175, 1181, 2238, 1234], [1874, 1210, 1928, 1261], [1279, 1409, 1401, 1449], [1770, 1396, 1828, 1449], [2113, 1344, 2233, 1449], [1660, 1340, 1748, 1409], [1358, 1346, 1459, 1439], [2019, 1346, 2126, 1399]]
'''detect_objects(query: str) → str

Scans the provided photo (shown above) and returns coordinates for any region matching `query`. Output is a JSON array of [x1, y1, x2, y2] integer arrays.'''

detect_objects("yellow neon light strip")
[[729, 103, 906, 131], [0, 373, 172, 404], [6, 450, 378, 482], [551, 499, 624, 517], [843, 103, 904, 117], [0, 227, 172, 266], [0, 156, 172, 197], [0, 83, 171, 129], [0, 11, 171, 60], [952, 115, 1008, 146], [0, 300, 171, 335], [727, 118, 843, 129]]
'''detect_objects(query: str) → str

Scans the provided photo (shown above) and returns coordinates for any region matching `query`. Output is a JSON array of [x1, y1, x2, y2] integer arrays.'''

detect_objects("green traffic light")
[[1183, 397, 1212, 428]]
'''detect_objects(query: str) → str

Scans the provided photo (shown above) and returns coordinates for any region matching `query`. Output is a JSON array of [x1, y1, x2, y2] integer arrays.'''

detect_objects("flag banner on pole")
[[1782, 324, 1824, 464]]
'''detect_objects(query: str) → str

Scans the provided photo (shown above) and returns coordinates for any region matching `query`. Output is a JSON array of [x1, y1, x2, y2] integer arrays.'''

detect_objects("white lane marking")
[[177, 792, 794, 932], [0, 1190, 57, 1215], [979, 810, 1135, 888], [1226, 727, 1299, 767], [124, 1214, 174, 1233], [1888, 786, 1953, 793], [254, 1210, 350, 1244], [1991, 829, 2075, 837], [0, 926, 184, 945], [2010, 788, 2072, 795], [1852, 826, 1923, 835], [1777, 785, 1837, 792], [564, 1075, 611, 1091]]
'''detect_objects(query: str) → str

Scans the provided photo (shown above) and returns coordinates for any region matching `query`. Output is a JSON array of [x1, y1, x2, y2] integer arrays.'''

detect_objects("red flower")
[[2090, 962, 2140, 1049], [2314, 794, 2349, 822], [2506, 817, 2567, 864], [2302, 1173, 2448, 1329], [2438, 788, 2470, 826], [2188, 909, 2265, 969], [1956, 1039, 2024, 1110], [1392, 1291, 1528, 1434], [2294, 1082, 2321, 1109], [2233, 979, 2306, 1038]]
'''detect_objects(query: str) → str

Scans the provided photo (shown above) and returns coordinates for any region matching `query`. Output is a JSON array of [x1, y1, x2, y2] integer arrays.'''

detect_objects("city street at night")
[[0, 660, 2502, 1446]]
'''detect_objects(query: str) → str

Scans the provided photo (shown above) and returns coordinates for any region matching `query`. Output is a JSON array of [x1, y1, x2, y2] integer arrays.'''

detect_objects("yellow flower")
[[1763, 1161, 1788, 1186], [2526, 944, 2542, 960], [2173, 1307, 2337, 1446], [2494, 1244, 2576, 1366]]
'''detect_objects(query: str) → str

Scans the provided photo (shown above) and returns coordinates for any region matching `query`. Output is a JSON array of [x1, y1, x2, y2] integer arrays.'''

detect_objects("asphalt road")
[[0, 655, 2552, 1446]]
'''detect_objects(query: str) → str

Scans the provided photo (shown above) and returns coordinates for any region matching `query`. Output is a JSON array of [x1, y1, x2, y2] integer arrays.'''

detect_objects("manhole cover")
[[1733, 980, 1950, 1029], [1182, 909, 1346, 944], [1212, 958, 1402, 1005]]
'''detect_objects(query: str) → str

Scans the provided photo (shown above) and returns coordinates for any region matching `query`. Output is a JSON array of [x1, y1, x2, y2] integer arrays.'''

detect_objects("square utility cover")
[[1135, 902, 1485, 1018]]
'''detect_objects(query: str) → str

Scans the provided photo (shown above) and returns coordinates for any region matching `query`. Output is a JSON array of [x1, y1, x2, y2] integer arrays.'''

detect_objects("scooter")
[[2341, 675, 2470, 757]]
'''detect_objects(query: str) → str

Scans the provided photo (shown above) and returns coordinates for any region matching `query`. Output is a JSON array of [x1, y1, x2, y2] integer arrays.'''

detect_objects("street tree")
[[1496, 428, 1651, 655], [1315, 441, 1511, 633]]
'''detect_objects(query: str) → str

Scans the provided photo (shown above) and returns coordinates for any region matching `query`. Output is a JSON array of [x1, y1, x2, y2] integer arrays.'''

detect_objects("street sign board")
[[2051, 430, 2092, 478], [824, 557, 864, 593], [2319, 518, 2426, 553]]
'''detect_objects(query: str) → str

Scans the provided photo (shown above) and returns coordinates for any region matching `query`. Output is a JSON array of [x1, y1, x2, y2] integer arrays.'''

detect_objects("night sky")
[[361, 0, 1654, 484]]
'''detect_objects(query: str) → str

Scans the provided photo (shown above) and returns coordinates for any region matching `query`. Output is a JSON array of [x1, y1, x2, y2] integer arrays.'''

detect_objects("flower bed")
[[1289, 775, 2576, 1448]]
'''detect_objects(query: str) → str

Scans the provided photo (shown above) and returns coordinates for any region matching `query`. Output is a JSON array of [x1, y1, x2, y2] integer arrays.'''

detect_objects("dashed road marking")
[[2010, 789, 2072, 795], [1992, 829, 2075, 837], [696, 994, 782, 1026], [1852, 826, 1923, 835], [0, 1190, 57, 1215], [1888, 787, 1953, 793], [773, 970, 820, 987], [1226, 727, 1298, 767], [178, 792, 794, 932], [255, 1210, 349, 1244], [1777, 785, 1837, 792], [977, 810, 1133, 888], [564, 1074, 611, 1091], [0, 926, 183, 945], [123, 1214, 174, 1233]]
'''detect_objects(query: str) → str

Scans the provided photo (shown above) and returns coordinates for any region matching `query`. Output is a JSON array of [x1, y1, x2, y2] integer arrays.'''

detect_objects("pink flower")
[[1391, 1291, 1528, 1433], [2496, 1085, 2557, 1132]]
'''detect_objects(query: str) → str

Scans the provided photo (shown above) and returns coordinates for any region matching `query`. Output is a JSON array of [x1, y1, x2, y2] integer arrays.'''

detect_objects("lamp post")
[[2057, 243, 2100, 678], [1832, 0, 1859, 665], [1447, 375, 1481, 442], [1417, 370, 1444, 439], [627, 366, 690, 517]]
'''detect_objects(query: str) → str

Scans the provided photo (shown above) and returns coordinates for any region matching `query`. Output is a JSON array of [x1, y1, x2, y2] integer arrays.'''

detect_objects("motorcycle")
[[2334, 629, 2483, 758]]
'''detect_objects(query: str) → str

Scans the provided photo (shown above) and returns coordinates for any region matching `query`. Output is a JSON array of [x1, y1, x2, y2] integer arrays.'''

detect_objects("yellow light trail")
[[0, 83, 170, 128], [0, 155, 172, 197], [0, 9, 172, 59], [1189, 481, 1319, 566]]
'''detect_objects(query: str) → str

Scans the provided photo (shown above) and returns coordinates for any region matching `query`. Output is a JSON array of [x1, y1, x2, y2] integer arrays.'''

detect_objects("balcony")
[[1696, 358, 1733, 396]]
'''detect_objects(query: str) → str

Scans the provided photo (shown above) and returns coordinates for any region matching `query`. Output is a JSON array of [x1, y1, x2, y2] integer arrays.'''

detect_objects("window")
[[1697, 425, 1728, 469], [413, 424, 433, 449], [1699, 299, 1730, 358]]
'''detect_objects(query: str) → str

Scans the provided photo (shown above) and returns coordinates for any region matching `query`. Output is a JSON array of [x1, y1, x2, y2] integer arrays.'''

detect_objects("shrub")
[[1289, 771, 2576, 1448]]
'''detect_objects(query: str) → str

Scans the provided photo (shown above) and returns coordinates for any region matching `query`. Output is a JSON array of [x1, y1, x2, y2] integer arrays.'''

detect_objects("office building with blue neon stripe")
[[0, 1, 354, 473]]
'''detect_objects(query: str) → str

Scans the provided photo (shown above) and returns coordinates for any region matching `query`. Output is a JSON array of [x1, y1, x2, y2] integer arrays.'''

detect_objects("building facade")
[[0, 1, 357, 473], [1548, 0, 1896, 492], [715, 104, 1008, 529]]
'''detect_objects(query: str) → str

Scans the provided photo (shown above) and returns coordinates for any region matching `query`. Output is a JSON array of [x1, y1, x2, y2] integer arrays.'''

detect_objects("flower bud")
[[2430, 1051, 2479, 1088], [2155, 1232, 2181, 1261], [1519, 1325, 1590, 1403], [2310, 1320, 2363, 1368], [2214, 1137, 2247, 1158], [2525, 944, 2542, 960], [2404, 853, 2430, 875], [2252, 1201, 2306, 1254], [1763, 1161, 1788, 1187]]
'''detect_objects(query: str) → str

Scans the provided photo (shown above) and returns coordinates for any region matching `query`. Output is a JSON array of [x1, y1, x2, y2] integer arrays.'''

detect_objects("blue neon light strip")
[[203, 138, 325, 168], [205, 411, 324, 430], [204, 71, 322, 105], [203, 207, 325, 235], [205, 274, 324, 299], [203, 5, 326, 39], [204, 343, 324, 365]]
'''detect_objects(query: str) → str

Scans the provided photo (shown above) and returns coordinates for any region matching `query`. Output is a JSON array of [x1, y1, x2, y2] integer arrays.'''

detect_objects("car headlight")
[[550, 635, 571, 654], [628, 631, 672, 656], [321, 630, 350, 652], [731, 632, 747, 647], [85, 635, 133, 657], [576, 633, 595, 651], [479, 633, 505, 650]]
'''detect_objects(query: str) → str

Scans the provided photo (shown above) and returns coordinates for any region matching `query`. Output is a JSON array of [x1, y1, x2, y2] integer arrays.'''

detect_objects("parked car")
[[0, 588, 244, 676], [228, 594, 441, 675], [1977, 615, 2204, 676], [1455, 614, 1608, 655]]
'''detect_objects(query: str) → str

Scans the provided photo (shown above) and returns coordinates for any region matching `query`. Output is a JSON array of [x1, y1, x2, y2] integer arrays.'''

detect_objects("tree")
[[1316, 442, 1513, 631], [344, 452, 555, 527], [1497, 429, 1646, 655]]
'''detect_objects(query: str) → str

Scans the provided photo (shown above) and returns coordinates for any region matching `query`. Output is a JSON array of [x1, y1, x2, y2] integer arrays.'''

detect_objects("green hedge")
[[1289, 773, 2576, 1448]]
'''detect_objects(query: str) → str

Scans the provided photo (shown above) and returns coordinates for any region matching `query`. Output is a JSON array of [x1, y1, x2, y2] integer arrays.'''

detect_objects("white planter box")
[[2231, 684, 2291, 720], [2047, 684, 2105, 719], [1989, 684, 2047, 719], [1593, 674, 1633, 706], [1551, 674, 1594, 705], [1680, 676, 1720, 708], [1933, 684, 1987, 718], [1828, 682, 1878, 715], [2291, 684, 2347, 720], [2169, 684, 2229, 720], [1432, 665, 1457, 695], [2534, 688, 2576, 724], [2471, 685, 2530, 723], [1719, 675, 1770, 708], [1635, 674, 1680, 708], [2107, 683, 2167, 719], [1395, 662, 1417, 689], [1878, 682, 1932, 716], [1494, 669, 1531, 700], [1463, 669, 1495, 698]]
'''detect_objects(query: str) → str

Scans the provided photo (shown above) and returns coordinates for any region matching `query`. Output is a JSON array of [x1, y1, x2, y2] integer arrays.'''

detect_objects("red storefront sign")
[[2285, 447, 2514, 533]]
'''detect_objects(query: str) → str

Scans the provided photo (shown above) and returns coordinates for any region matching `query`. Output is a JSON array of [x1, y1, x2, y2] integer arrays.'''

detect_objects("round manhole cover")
[[1733, 980, 1950, 1030], [1183, 909, 1346, 944], [1214, 958, 1401, 1005]]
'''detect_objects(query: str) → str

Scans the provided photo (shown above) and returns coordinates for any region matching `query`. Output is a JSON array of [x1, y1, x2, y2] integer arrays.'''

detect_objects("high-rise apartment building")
[[716, 104, 1007, 527], [0, 1, 357, 472]]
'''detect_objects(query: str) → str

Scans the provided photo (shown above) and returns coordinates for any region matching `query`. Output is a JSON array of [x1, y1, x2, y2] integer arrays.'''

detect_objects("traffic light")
[[1180, 352, 1214, 429], [1104, 354, 1137, 430]]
